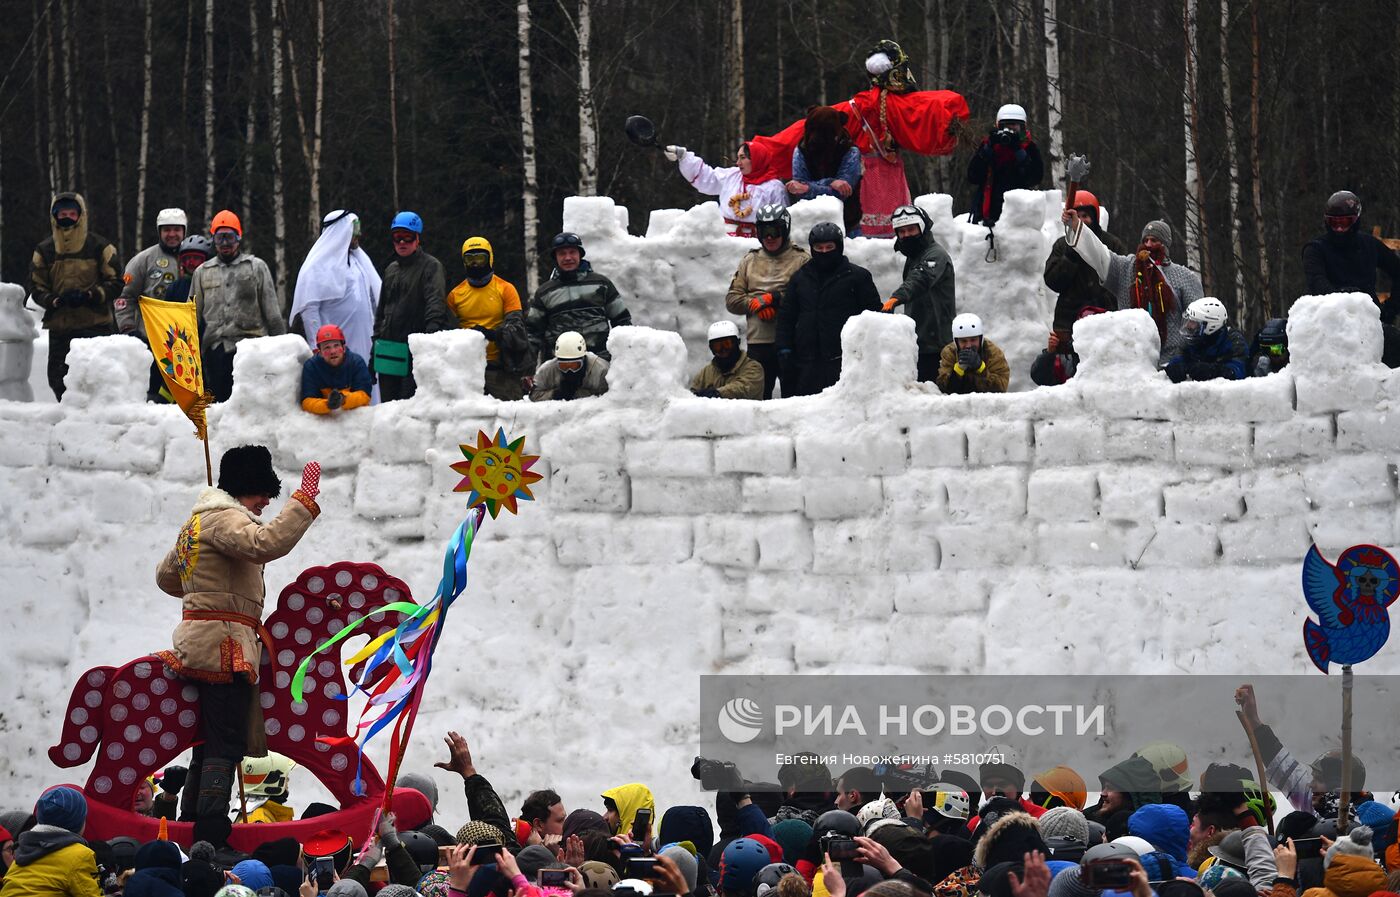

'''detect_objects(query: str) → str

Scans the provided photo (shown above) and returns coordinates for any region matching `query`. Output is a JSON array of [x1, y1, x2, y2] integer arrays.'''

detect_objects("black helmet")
[[551, 232, 586, 258], [814, 809, 861, 839], [753, 863, 796, 897], [755, 204, 791, 242], [400, 829, 441, 870], [179, 234, 214, 258], [1325, 190, 1361, 218], [1256, 318, 1287, 347], [808, 222, 845, 256]]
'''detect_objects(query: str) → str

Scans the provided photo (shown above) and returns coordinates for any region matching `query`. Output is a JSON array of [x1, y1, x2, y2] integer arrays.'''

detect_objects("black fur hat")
[[217, 445, 282, 498]]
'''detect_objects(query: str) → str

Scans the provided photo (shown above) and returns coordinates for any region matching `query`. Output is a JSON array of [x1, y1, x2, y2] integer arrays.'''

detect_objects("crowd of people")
[[26, 178, 1393, 409], [4, 684, 1398, 897]]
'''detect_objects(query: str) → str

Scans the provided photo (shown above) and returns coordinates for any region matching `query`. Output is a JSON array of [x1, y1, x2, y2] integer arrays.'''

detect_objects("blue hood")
[[1128, 803, 1190, 864]]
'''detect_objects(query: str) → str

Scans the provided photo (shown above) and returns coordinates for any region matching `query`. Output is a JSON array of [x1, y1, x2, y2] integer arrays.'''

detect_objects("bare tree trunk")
[[577, 0, 598, 194], [1218, 0, 1247, 327], [46, 0, 59, 188], [725, 0, 745, 149], [1181, 0, 1211, 289], [388, 0, 399, 209], [182, 0, 194, 208], [203, 0, 215, 221], [1248, 0, 1270, 311], [60, 0, 76, 189], [810, 0, 826, 104], [32, 0, 49, 197], [136, 0, 153, 246], [518, 0, 539, 294], [776, 13, 783, 122], [102, 25, 126, 258], [243, 0, 259, 235], [1042, 0, 1065, 186], [308, 0, 324, 235], [271, 0, 287, 310]]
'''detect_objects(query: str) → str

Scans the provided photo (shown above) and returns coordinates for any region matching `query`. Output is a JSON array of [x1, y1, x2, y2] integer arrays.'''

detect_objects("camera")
[[825, 838, 860, 862], [992, 128, 1019, 147], [539, 869, 572, 888], [691, 757, 744, 791]]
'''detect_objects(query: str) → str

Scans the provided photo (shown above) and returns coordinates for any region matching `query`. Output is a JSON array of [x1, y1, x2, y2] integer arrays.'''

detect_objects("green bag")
[[372, 338, 411, 377]]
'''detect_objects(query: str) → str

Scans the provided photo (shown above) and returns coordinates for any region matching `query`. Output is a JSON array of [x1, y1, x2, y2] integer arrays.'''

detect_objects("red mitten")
[[299, 461, 322, 500]]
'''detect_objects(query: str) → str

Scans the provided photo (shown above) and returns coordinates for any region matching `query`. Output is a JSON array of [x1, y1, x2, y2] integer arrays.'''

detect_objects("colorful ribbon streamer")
[[291, 505, 486, 795]]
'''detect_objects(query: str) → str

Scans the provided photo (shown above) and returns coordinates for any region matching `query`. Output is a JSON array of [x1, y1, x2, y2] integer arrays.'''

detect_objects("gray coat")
[[190, 252, 284, 352]]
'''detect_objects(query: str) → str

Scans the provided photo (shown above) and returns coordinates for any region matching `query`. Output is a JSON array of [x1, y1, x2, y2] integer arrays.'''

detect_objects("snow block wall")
[[567, 190, 1061, 386], [4, 288, 1400, 828]]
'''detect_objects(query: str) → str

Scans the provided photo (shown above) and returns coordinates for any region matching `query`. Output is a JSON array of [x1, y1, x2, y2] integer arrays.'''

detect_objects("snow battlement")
[[2, 256, 1398, 823]]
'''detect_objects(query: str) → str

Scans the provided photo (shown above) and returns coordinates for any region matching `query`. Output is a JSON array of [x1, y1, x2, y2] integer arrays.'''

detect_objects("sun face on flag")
[[160, 324, 201, 392], [450, 428, 542, 517]]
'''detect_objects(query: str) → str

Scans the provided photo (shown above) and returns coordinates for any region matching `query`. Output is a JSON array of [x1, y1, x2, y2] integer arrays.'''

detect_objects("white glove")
[[664, 145, 686, 163]]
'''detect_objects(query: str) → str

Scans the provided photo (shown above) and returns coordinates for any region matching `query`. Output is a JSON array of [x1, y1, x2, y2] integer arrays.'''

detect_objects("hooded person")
[[155, 446, 322, 825], [1043, 190, 1125, 352], [966, 104, 1044, 226], [957, 812, 1046, 897], [1060, 211, 1203, 364], [4, 786, 100, 897], [659, 807, 716, 862], [881, 204, 956, 381], [787, 106, 863, 235], [1126, 805, 1194, 878], [775, 222, 882, 395], [1302, 190, 1400, 364], [123, 841, 185, 897], [663, 140, 789, 237], [183, 856, 225, 897], [290, 210, 382, 396], [1084, 756, 1161, 841], [29, 192, 124, 399], [445, 237, 530, 400], [601, 784, 656, 839]]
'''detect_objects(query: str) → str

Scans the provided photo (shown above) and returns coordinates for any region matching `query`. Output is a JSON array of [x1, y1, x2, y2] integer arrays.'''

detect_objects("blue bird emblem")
[[1301, 543, 1399, 673]]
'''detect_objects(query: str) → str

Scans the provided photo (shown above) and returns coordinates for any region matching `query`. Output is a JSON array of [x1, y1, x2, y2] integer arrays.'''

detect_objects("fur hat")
[[973, 811, 1047, 871], [1324, 824, 1374, 868], [218, 445, 282, 499]]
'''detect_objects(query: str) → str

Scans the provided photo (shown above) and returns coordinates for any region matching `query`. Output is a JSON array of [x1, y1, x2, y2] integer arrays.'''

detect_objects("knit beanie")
[[326, 880, 369, 897], [398, 773, 440, 811], [1037, 808, 1089, 845], [1324, 824, 1374, 868], [1140, 221, 1172, 248], [661, 845, 700, 894], [455, 820, 510, 846], [516, 845, 556, 882], [34, 786, 87, 833], [417, 870, 453, 897], [1354, 801, 1394, 832]]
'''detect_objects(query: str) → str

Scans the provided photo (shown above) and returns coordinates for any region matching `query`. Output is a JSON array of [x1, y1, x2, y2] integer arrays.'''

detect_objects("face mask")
[[811, 249, 842, 272], [894, 234, 924, 256], [55, 216, 78, 230]]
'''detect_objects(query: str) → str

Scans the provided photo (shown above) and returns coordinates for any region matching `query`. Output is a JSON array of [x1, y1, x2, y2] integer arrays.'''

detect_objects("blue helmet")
[[391, 211, 424, 234], [719, 838, 771, 897]]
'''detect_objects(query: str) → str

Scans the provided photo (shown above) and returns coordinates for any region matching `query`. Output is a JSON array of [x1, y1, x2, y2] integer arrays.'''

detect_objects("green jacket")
[[890, 237, 956, 354], [375, 249, 453, 344], [29, 192, 123, 335]]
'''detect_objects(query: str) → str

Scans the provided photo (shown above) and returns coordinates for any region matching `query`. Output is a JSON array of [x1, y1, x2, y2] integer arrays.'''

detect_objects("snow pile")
[[567, 190, 1059, 389], [4, 288, 1400, 835], [0, 283, 37, 401]]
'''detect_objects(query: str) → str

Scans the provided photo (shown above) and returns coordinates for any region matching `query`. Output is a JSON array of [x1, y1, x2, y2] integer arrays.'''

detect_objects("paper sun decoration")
[[451, 428, 542, 517]]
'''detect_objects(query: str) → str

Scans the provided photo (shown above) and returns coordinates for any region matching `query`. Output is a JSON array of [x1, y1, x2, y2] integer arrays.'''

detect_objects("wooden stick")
[[202, 435, 213, 487], [236, 762, 249, 824], [1236, 709, 1275, 837], [1339, 663, 1354, 829]]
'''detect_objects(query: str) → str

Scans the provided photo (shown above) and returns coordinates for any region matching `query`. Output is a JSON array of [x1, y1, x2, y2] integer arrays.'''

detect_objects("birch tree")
[[282, 0, 326, 235], [203, 0, 215, 222], [388, 0, 400, 209], [570, 0, 598, 194], [135, 0, 153, 245], [1248, 0, 1270, 311], [518, 0, 539, 293], [1181, 0, 1208, 285], [242, 1, 259, 235], [271, 0, 287, 309], [1218, 0, 1246, 325], [1042, 0, 1065, 186], [101, 26, 126, 257], [725, 0, 745, 150]]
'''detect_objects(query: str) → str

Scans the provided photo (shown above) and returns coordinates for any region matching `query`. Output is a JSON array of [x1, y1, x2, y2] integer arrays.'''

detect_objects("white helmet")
[[926, 783, 971, 821], [241, 751, 295, 799], [890, 204, 928, 234], [856, 796, 900, 830], [952, 313, 983, 338], [996, 104, 1027, 124], [1183, 297, 1228, 337], [554, 331, 588, 360], [707, 320, 741, 343], [156, 208, 188, 228], [614, 881, 653, 896]]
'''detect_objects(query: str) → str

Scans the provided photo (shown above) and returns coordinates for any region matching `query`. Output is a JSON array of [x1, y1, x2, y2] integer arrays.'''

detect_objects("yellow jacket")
[[446, 238, 523, 364], [247, 800, 295, 824], [2, 831, 102, 897], [601, 783, 655, 837]]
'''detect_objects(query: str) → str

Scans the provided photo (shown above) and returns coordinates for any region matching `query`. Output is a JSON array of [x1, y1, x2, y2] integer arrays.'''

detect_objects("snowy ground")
[[3, 197, 1400, 831]]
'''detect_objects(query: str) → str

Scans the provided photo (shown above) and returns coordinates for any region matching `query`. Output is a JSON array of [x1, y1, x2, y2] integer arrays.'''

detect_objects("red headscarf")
[[740, 139, 787, 186]]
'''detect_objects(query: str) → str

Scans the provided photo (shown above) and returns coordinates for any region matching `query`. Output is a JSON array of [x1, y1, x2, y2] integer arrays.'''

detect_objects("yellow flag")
[[138, 296, 212, 440]]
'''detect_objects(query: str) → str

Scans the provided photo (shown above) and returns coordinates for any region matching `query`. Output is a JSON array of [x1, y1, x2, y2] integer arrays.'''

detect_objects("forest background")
[[0, 0, 1389, 334]]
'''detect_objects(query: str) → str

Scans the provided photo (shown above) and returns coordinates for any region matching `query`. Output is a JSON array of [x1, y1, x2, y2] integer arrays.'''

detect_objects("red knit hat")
[[747, 834, 783, 863]]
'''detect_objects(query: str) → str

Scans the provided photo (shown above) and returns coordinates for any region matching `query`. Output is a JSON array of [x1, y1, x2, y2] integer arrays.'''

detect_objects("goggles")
[[213, 232, 240, 246], [557, 358, 585, 372]]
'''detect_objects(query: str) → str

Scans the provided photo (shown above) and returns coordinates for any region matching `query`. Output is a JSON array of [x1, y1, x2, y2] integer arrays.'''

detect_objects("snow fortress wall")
[[3, 293, 1399, 824]]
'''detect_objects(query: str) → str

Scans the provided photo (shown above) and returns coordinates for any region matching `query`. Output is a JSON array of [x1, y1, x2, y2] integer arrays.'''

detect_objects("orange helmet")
[[315, 324, 346, 346], [1071, 191, 1100, 216], [211, 209, 243, 236], [1033, 765, 1087, 810]]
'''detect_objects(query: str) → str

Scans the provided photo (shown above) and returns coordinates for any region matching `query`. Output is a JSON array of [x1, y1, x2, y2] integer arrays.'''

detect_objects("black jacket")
[[1302, 228, 1400, 322], [1044, 227, 1127, 334], [775, 257, 881, 361], [967, 138, 1044, 225], [527, 262, 631, 361], [374, 249, 452, 342], [891, 236, 956, 354]]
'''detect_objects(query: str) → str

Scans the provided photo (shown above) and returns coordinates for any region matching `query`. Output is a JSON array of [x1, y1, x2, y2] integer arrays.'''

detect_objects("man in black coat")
[[775, 223, 881, 395], [1302, 190, 1400, 365]]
